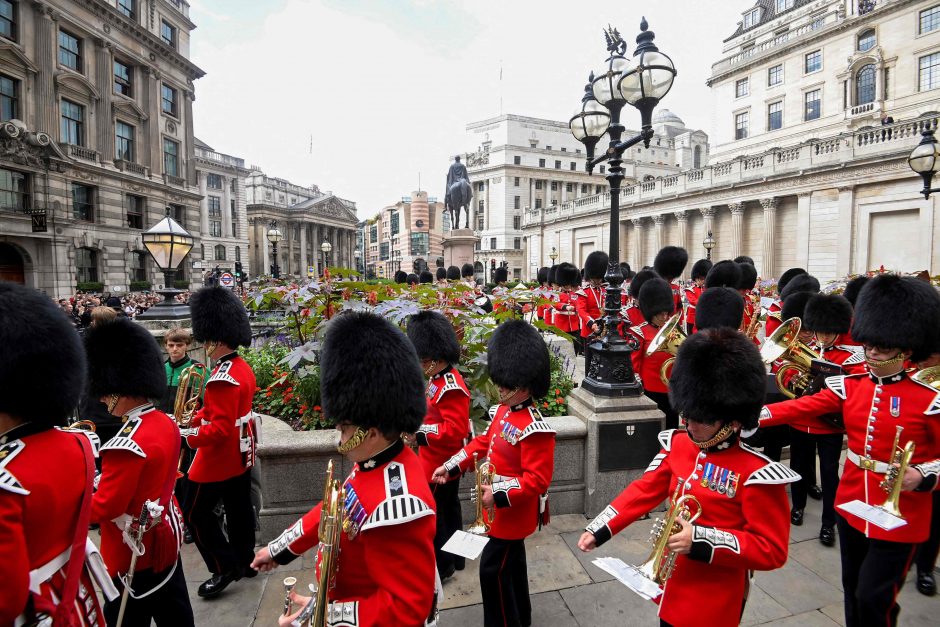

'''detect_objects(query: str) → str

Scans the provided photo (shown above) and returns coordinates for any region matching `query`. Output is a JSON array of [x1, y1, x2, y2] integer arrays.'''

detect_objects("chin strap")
[[337, 427, 367, 454], [692, 423, 736, 450]]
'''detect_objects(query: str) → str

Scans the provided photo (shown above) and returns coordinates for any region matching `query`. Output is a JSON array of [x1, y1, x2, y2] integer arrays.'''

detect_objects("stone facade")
[[0, 0, 204, 297], [363, 190, 445, 279], [193, 138, 250, 280]]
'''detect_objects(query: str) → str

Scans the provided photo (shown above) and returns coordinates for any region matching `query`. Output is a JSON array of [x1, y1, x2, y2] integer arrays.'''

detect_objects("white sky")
[[189, 0, 749, 220]]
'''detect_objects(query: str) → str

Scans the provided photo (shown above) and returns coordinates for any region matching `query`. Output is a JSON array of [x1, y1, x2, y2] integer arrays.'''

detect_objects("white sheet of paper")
[[837, 500, 908, 531], [592, 557, 662, 601], [442, 530, 489, 560]]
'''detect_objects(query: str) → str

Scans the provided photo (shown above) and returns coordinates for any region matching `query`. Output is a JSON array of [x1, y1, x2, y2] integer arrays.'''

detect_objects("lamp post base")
[[581, 339, 644, 397]]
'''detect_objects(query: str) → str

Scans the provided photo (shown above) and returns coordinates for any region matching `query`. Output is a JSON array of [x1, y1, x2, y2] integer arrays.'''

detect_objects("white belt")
[[28, 538, 120, 601], [846, 449, 890, 474]]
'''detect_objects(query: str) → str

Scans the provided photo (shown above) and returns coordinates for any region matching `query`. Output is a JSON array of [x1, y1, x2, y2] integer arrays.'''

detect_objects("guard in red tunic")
[[534, 267, 550, 323], [758, 274, 940, 627], [764, 267, 808, 337], [693, 287, 744, 332], [0, 282, 113, 627], [252, 312, 439, 627], [620, 268, 656, 330], [573, 251, 607, 345], [432, 319, 555, 627], [683, 259, 712, 333], [629, 277, 679, 429], [552, 263, 581, 352], [180, 286, 258, 599], [736, 262, 760, 343], [85, 318, 194, 626], [406, 310, 471, 580], [579, 328, 797, 627], [653, 246, 689, 315]]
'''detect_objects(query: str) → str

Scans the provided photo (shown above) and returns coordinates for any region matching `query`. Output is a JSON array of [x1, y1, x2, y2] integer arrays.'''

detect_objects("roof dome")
[[653, 109, 685, 127]]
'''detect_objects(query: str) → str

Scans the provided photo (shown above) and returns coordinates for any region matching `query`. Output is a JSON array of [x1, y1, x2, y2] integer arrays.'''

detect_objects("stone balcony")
[[67, 144, 98, 163]]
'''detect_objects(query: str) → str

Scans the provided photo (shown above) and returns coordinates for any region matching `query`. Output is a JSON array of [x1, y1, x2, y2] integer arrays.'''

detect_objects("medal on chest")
[[342, 483, 368, 540], [889, 396, 900, 418], [701, 462, 738, 498], [499, 421, 521, 445]]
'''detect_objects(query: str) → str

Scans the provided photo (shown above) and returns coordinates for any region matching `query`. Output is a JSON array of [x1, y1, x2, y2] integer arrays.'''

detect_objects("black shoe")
[[917, 571, 936, 596], [183, 528, 194, 545], [454, 558, 465, 572], [197, 572, 238, 599], [439, 563, 456, 582], [808, 485, 823, 500], [819, 525, 835, 547], [791, 509, 804, 526]]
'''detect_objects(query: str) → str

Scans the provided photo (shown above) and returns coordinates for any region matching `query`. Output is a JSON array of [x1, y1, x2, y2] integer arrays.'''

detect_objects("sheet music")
[[442, 530, 489, 560], [837, 500, 908, 531], [592, 557, 662, 601]]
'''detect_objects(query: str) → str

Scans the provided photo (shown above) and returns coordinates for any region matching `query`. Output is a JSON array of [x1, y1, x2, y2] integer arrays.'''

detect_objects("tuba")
[[877, 426, 916, 519], [646, 313, 687, 386], [467, 452, 495, 536], [759, 317, 819, 399], [912, 365, 940, 390], [636, 482, 702, 586]]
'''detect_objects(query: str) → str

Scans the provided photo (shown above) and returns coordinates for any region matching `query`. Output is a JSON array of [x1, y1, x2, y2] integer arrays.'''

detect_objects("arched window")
[[856, 64, 876, 105], [75, 247, 98, 283], [214, 244, 226, 261], [693, 145, 702, 169], [857, 29, 876, 52]]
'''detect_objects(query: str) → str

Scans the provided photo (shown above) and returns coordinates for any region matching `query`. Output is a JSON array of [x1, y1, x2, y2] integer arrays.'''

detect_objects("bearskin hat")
[[620, 262, 634, 280], [777, 267, 807, 295], [487, 319, 550, 398], [704, 260, 741, 289], [85, 318, 166, 400], [629, 269, 658, 299], [737, 261, 758, 291], [494, 266, 508, 284], [653, 246, 689, 281], [537, 266, 549, 284], [669, 328, 766, 429], [406, 273, 419, 285], [436, 267, 447, 281], [556, 262, 580, 288], [851, 274, 940, 362], [804, 294, 853, 334], [407, 310, 460, 364], [695, 287, 744, 331], [690, 259, 712, 280], [190, 286, 252, 348], [547, 264, 559, 286], [0, 282, 86, 425], [461, 263, 475, 279], [394, 270, 408, 283], [584, 251, 608, 280], [446, 265, 461, 281], [420, 271, 433, 284], [733, 255, 755, 266], [639, 277, 676, 322], [320, 312, 425, 435], [779, 273, 820, 301], [781, 290, 813, 322], [842, 275, 869, 308]]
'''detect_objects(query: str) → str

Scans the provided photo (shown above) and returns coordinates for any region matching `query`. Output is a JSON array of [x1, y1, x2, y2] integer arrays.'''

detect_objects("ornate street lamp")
[[267, 221, 282, 279], [549, 246, 558, 264], [137, 210, 194, 320], [568, 18, 676, 397], [908, 128, 940, 199], [703, 230, 716, 261], [321, 240, 332, 272]]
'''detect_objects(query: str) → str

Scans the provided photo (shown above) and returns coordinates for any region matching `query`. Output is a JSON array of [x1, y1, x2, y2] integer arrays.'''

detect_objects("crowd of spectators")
[[57, 290, 192, 330]]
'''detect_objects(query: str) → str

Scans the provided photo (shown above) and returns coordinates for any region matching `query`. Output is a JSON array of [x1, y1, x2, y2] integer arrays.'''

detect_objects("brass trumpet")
[[636, 483, 702, 585], [878, 426, 916, 519], [646, 313, 687, 386], [759, 317, 819, 399], [467, 452, 495, 536]]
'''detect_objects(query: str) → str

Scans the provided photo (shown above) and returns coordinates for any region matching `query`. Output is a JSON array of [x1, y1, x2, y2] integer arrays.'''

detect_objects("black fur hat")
[[584, 250, 609, 280], [639, 277, 676, 322], [406, 273, 419, 285], [394, 270, 408, 283], [420, 271, 433, 284], [406, 310, 460, 364], [695, 287, 744, 331], [733, 255, 755, 266], [0, 281, 86, 425], [690, 259, 712, 280], [737, 262, 758, 291], [629, 269, 658, 299], [461, 263, 475, 278], [190, 286, 252, 348], [704, 260, 741, 289], [851, 274, 940, 361], [780, 273, 820, 301], [804, 294, 853, 334], [556, 262, 580, 288], [320, 312, 425, 434], [494, 266, 508, 284], [537, 266, 549, 284], [669, 328, 766, 429], [653, 246, 689, 281], [781, 290, 813, 322], [842, 275, 869, 307], [619, 262, 634, 280], [85, 318, 166, 400], [446, 265, 461, 281], [547, 264, 559, 285], [487, 319, 550, 398], [436, 267, 447, 281], [777, 267, 807, 294]]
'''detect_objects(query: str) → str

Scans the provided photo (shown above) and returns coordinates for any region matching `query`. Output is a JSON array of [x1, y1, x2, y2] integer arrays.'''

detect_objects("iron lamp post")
[[266, 221, 282, 279], [908, 128, 940, 199], [321, 240, 332, 273], [703, 230, 716, 261], [137, 210, 194, 320]]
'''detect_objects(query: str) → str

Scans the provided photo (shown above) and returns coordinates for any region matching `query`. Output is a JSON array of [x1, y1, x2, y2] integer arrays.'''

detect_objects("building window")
[[694, 145, 702, 168], [857, 29, 876, 52], [231, 204, 237, 237], [538, 158, 545, 167], [856, 64, 876, 103], [535, 198, 542, 209], [776, 0, 794, 11], [920, 53, 940, 91], [0, 167, 28, 212], [161, 83, 178, 117], [554, 160, 561, 169], [534, 181, 542, 190], [115, 121, 135, 161], [514, 176, 520, 186], [570, 161, 577, 170], [235, 246, 241, 262], [735, 111, 749, 139], [0, 73, 17, 121], [768, 64, 783, 86], [58, 30, 81, 72], [477, 181, 484, 191], [206, 173, 223, 189], [805, 50, 822, 74], [76, 247, 98, 283], [71, 183, 94, 222], [169, 203, 184, 224], [126, 194, 144, 229], [490, 237, 496, 250], [369, 224, 377, 243], [513, 155, 521, 165], [513, 237, 521, 250], [160, 19, 176, 48], [565, 183, 573, 193], [0, 1, 15, 41], [208, 195, 221, 218], [390, 211, 400, 235], [920, 6, 940, 34], [804, 89, 821, 121], [513, 215, 521, 229], [210, 220, 222, 237], [550, 181, 558, 191], [214, 244, 226, 261], [60, 100, 84, 146], [113, 59, 132, 97], [513, 196, 520, 209], [163, 138, 179, 177], [581, 183, 588, 193], [767, 101, 783, 131], [410, 232, 429, 256], [600, 165, 605, 174], [743, 8, 760, 29], [117, 0, 135, 19], [129, 251, 147, 282], [595, 185, 603, 194], [735, 77, 749, 97]]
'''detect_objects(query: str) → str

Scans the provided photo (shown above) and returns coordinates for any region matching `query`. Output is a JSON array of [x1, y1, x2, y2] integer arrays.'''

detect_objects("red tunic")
[[184, 354, 258, 483], [552, 291, 579, 334], [629, 322, 671, 393], [573, 285, 605, 339], [267, 442, 438, 627], [444, 400, 556, 540], [761, 372, 940, 542], [416, 367, 470, 482], [683, 285, 702, 329], [670, 282, 682, 315], [765, 301, 783, 336], [584, 430, 796, 627]]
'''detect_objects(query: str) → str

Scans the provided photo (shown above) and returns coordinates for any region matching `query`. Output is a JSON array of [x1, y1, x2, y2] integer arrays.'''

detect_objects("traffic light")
[[234, 261, 243, 278]]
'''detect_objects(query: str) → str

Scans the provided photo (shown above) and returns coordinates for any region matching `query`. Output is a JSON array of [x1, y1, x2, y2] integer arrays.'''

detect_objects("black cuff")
[[493, 489, 511, 509], [592, 526, 612, 547], [688, 537, 714, 564], [447, 464, 461, 479], [272, 547, 299, 566], [914, 473, 938, 493], [415, 431, 429, 447]]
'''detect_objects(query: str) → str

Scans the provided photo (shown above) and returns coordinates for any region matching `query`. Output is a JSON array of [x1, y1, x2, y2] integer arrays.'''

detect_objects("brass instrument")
[[282, 577, 297, 617], [646, 313, 687, 386], [877, 426, 916, 519], [759, 317, 819, 399], [912, 365, 940, 390], [66, 419, 97, 433], [636, 483, 702, 586], [467, 452, 495, 536], [173, 364, 205, 478], [742, 294, 763, 340]]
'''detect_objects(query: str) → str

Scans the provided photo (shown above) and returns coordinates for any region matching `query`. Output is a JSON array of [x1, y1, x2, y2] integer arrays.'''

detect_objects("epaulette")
[[0, 440, 28, 495], [630, 323, 647, 336], [823, 375, 847, 400], [914, 385, 940, 415], [64, 428, 101, 458], [361, 462, 433, 531], [744, 461, 801, 486], [434, 372, 469, 402], [518, 418, 555, 441], [208, 360, 239, 386], [100, 417, 146, 458], [487, 405, 499, 421], [683, 285, 696, 293], [657, 429, 677, 452], [841, 350, 866, 366]]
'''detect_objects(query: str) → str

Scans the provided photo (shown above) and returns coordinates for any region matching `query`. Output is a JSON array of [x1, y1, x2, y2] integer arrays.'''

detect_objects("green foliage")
[[173, 279, 190, 289], [129, 280, 152, 292], [76, 281, 104, 293]]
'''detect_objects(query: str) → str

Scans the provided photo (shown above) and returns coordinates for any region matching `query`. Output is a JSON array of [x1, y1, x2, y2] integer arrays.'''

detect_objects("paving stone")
[[760, 609, 842, 626], [559, 578, 660, 625], [740, 581, 792, 626], [754, 557, 842, 615], [788, 536, 843, 592], [440, 590, 577, 627], [560, 529, 651, 584], [253, 566, 311, 625], [896, 577, 940, 627], [819, 602, 846, 626]]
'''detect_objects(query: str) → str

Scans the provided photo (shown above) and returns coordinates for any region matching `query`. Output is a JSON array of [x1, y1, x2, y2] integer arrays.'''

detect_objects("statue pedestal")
[[442, 229, 479, 269]]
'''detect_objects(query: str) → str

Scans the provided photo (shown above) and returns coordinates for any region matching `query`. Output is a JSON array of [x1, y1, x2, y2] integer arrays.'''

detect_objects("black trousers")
[[431, 479, 465, 573], [761, 425, 791, 462], [104, 559, 194, 627], [184, 468, 256, 576], [644, 390, 679, 431], [173, 446, 195, 513], [837, 515, 916, 627], [916, 490, 940, 574], [480, 537, 530, 627], [789, 430, 842, 527]]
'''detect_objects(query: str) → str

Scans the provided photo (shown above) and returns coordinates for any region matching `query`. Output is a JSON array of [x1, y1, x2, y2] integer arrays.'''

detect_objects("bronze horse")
[[445, 178, 472, 230]]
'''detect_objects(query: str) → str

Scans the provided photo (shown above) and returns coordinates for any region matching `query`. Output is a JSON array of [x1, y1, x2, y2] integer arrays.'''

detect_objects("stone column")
[[142, 68, 160, 170], [836, 187, 854, 278], [728, 202, 745, 259], [674, 210, 688, 276], [760, 198, 778, 279], [299, 222, 308, 277], [631, 218, 644, 269], [93, 39, 113, 160], [222, 176, 232, 238], [183, 88, 196, 184], [311, 224, 321, 274], [796, 193, 812, 268], [653, 214, 665, 252], [34, 5, 57, 134], [700, 207, 715, 237]]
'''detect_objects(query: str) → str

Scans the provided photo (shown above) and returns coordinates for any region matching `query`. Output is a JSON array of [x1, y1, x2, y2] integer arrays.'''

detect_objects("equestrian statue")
[[445, 155, 473, 230]]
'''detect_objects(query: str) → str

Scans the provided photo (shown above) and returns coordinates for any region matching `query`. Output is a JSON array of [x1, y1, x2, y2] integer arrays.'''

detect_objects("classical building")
[[0, 0, 205, 296], [364, 190, 445, 279], [245, 169, 358, 277], [523, 0, 940, 283], [465, 113, 706, 282]]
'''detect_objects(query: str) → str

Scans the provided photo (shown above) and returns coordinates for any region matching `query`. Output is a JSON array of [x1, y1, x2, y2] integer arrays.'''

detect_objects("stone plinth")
[[443, 229, 479, 269]]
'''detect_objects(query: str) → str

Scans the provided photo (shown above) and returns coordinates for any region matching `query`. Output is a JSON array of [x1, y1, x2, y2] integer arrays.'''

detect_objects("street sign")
[[219, 272, 235, 288], [308, 265, 315, 278]]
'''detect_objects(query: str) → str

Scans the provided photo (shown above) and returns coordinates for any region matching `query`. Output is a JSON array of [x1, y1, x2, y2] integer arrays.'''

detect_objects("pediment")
[[54, 71, 100, 101], [112, 98, 148, 121], [314, 197, 357, 222], [0, 42, 38, 73]]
